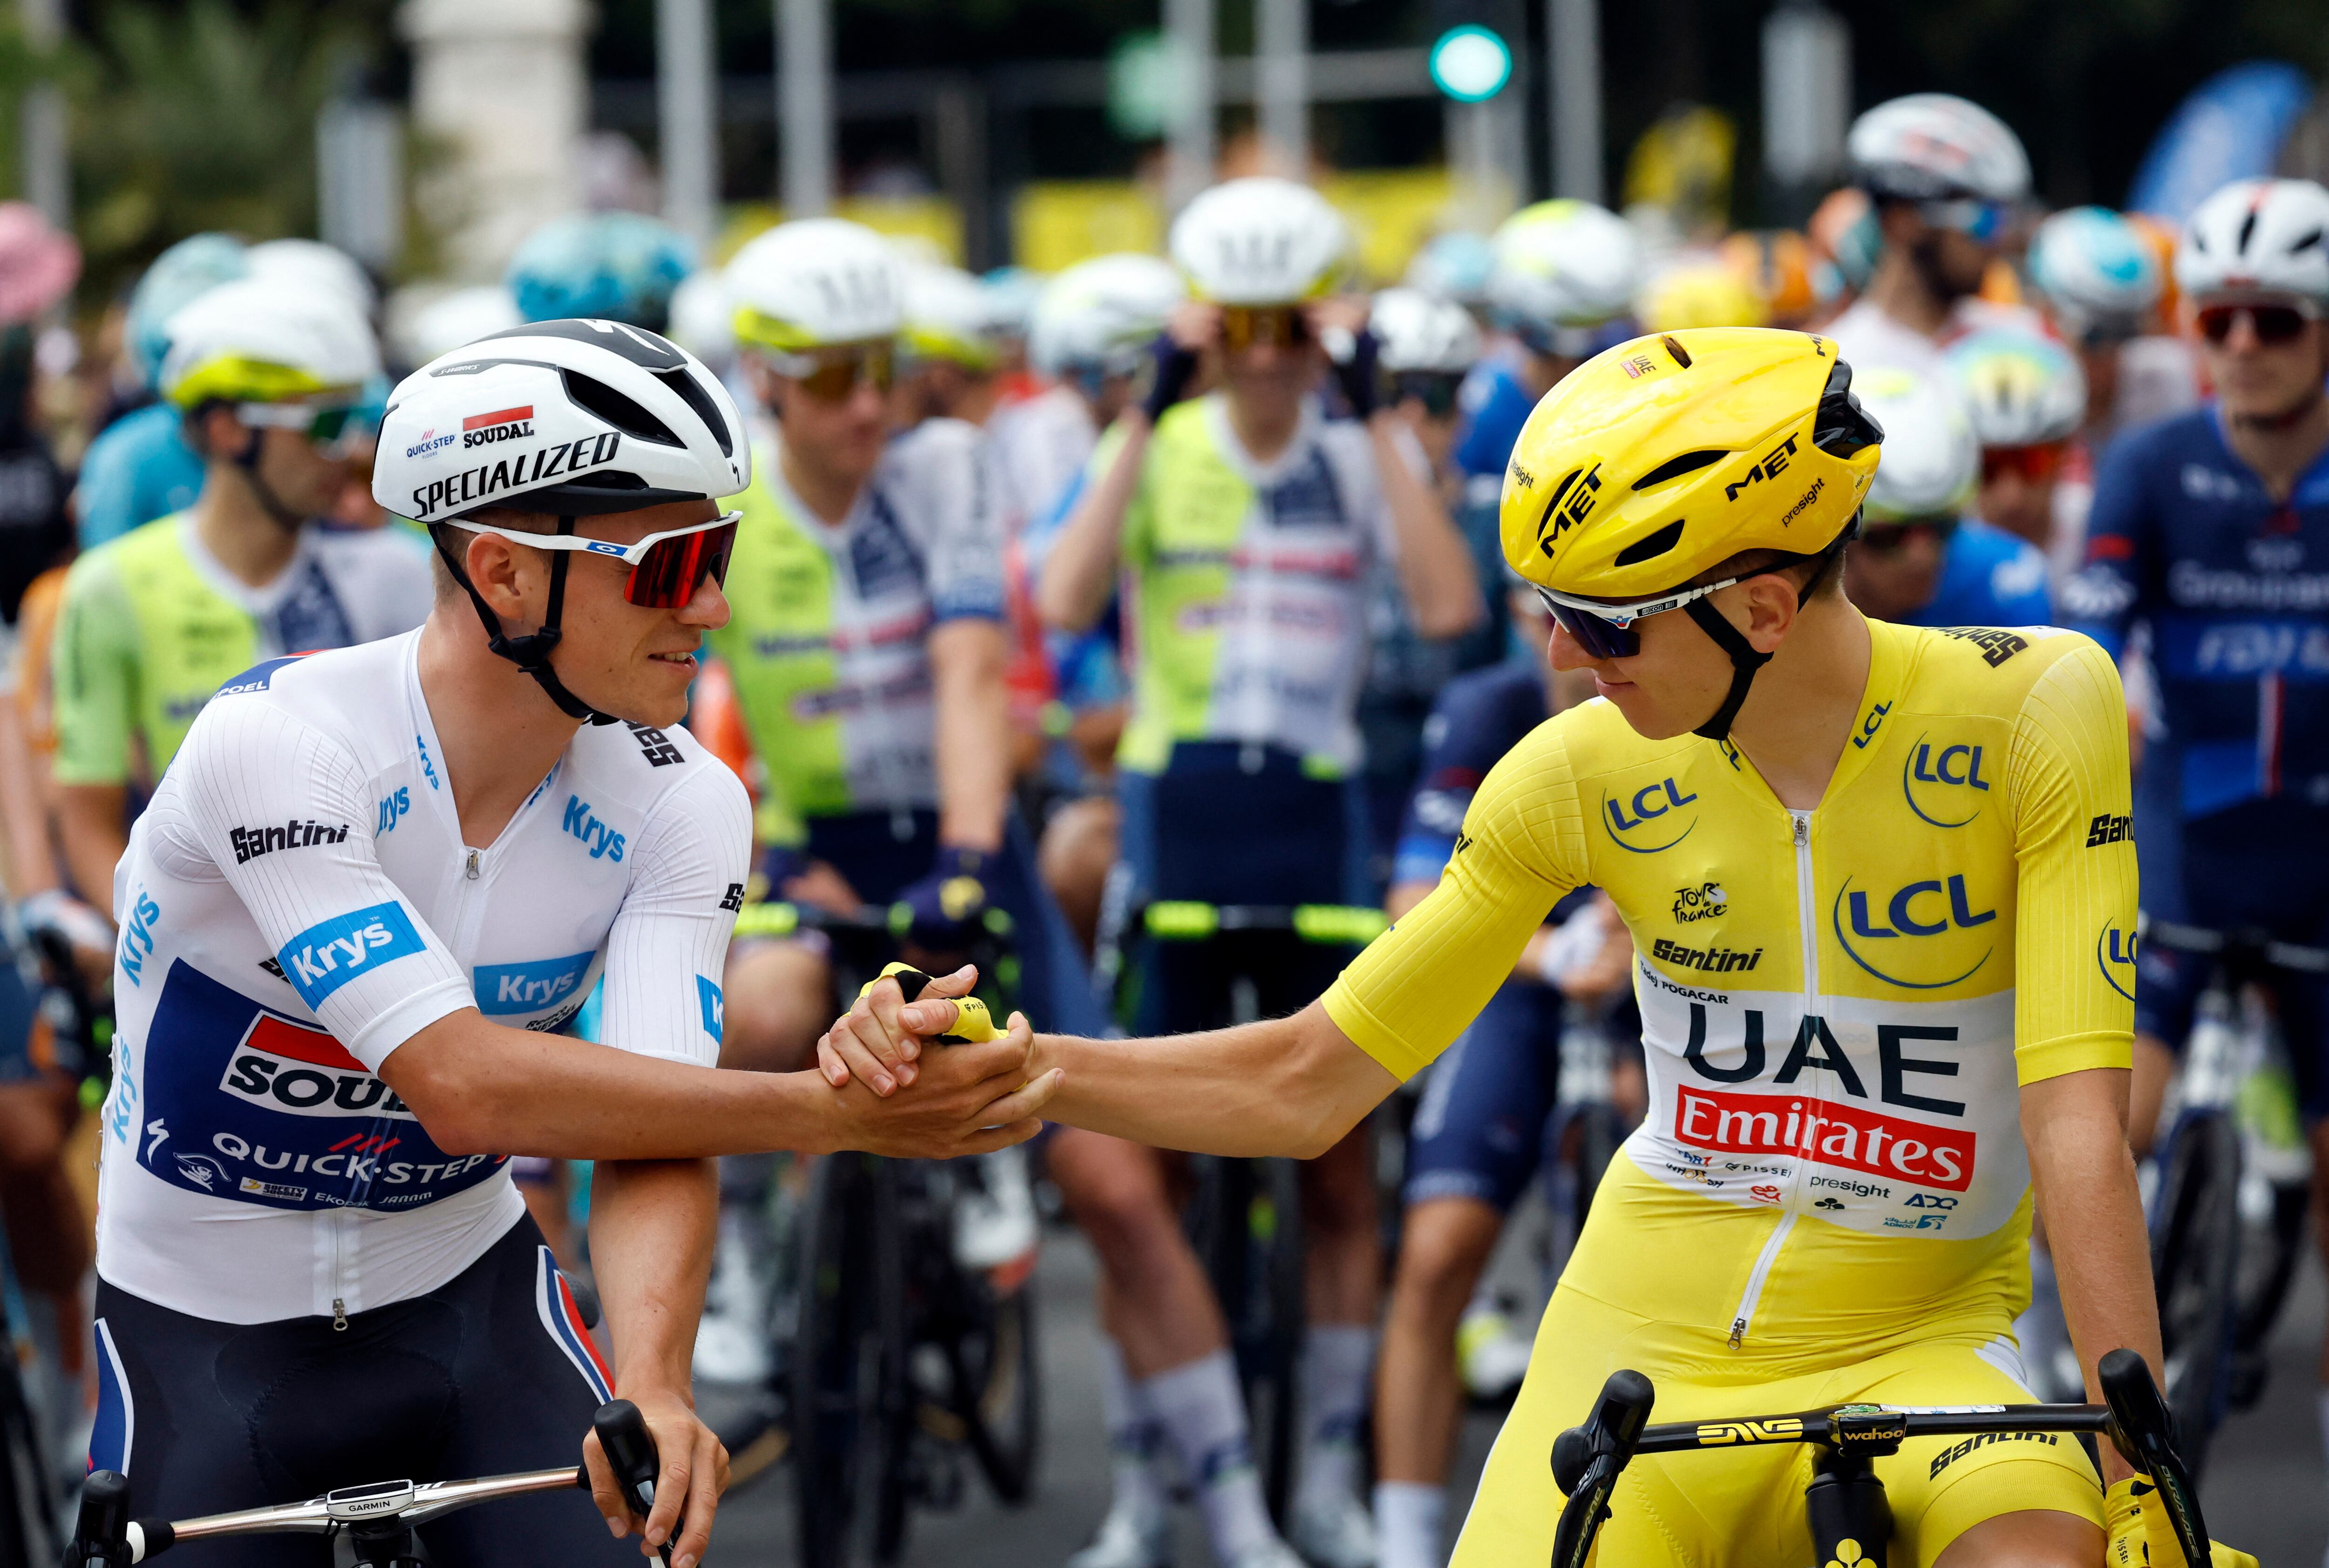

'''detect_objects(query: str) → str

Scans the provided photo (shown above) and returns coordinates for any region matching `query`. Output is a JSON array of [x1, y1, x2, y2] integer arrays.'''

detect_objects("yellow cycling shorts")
[[1450, 1283, 2103, 1567]]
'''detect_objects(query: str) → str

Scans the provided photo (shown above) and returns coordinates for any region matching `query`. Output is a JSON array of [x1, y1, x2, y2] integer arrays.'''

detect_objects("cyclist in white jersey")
[[89, 319, 1057, 1568]]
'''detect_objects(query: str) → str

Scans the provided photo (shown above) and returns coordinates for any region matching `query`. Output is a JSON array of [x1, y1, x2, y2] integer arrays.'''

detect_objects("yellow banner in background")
[[1010, 168, 1459, 283], [716, 197, 966, 267]]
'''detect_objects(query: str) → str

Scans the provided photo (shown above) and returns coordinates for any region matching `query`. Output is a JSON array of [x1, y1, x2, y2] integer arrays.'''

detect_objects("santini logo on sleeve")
[[277, 902, 427, 1008]]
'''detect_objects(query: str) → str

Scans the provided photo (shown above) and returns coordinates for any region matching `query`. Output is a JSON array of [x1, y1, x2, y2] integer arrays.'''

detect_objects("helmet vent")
[[561, 369, 682, 447], [2293, 229, 2325, 256], [654, 367, 733, 457], [1813, 358, 1884, 457], [2237, 209, 2260, 255], [1631, 449, 1727, 490], [1614, 520, 1685, 567], [1661, 334, 1693, 369]]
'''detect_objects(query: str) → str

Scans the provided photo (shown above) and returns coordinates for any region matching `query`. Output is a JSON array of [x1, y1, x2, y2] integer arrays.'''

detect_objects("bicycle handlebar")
[[65, 1399, 662, 1566], [1546, 1350, 2209, 1567], [732, 899, 1017, 944]]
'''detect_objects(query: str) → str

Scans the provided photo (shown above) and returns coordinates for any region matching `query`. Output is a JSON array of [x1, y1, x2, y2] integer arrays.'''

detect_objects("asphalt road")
[[708, 1227, 2329, 1567]]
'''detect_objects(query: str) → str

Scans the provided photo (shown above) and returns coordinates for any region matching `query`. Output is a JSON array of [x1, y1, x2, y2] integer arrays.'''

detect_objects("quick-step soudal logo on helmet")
[[463, 405, 534, 448], [409, 426, 625, 520]]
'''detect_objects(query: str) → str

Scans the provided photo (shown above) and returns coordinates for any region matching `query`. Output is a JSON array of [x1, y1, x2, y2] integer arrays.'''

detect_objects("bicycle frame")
[[64, 1400, 667, 1568], [1549, 1350, 2206, 1568]]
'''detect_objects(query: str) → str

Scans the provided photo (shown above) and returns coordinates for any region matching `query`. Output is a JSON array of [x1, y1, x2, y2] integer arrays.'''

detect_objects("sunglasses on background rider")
[[1857, 517, 1959, 555], [1981, 443, 2067, 485], [1916, 198, 2010, 244], [1218, 305, 1310, 352], [238, 397, 370, 458], [439, 511, 742, 609], [768, 341, 897, 402], [1391, 371, 1464, 418], [2195, 301, 2321, 348]]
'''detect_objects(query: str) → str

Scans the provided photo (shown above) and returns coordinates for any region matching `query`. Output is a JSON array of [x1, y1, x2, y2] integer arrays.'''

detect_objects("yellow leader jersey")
[[1326, 618, 2137, 1349]]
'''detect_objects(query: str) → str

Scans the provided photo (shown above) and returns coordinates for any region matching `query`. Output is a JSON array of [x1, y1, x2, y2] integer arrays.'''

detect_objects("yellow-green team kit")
[[1326, 619, 2137, 1566]]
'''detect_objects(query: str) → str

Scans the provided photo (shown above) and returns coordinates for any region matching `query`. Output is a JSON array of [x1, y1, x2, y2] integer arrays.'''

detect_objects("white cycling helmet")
[[396, 285, 523, 366], [726, 218, 905, 352], [1029, 253, 1186, 378], [1848, 93, 2030, 205], [1852, 366, 1978, 522], [901, 262, 1002, 371], [247, 239, 379, 320], [665, 270, 736, 367], [1169, 177, 1353, 305], [2176, 177, 2329, 306], [1486, 199, 1641, 334], [159, 278, 381, 409], [1370, 287, 1482, 374], [1945, 327, 2087, 448], [2027, 206, 2161, 337]]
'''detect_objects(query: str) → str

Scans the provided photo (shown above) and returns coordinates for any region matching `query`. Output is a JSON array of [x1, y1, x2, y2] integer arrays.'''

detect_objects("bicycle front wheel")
[[2149, 1110, 2241, 1478], [792, 1153, 911, 1567]]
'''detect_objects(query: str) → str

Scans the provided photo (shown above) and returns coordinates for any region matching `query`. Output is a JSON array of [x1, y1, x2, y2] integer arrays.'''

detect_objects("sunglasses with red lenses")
[[1981, 444, 2066, 485], [2196, 302, 2317, 347], [442, 512, 741, 608]]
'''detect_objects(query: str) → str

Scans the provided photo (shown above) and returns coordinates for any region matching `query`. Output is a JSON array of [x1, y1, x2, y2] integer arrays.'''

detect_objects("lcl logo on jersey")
[[1832, 874, 1996, 990], [1900, 734, 1992, 828], [2096, 922, 2137, 1001], [1602, 777, 1699, 854]]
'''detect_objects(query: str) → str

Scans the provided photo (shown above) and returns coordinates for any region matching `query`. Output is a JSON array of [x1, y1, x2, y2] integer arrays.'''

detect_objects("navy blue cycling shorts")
[[2135, 797, 2329, 1118], [1404, 980, 1564, 1211], [88, 1217, 633, 1567]]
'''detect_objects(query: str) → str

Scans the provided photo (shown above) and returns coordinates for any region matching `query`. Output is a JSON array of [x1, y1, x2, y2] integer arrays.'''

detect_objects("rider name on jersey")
[[276, 901, 427, 1008], [229, 818, 351, 865]]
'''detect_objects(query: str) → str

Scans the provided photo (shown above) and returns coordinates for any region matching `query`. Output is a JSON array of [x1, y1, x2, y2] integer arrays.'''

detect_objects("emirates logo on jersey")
[[1676, 1086, 1974, 1192]]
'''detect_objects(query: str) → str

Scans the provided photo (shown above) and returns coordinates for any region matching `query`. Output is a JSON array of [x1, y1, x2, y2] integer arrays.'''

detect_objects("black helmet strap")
[[1685, 518, 1859, 743], [429, 517, 620, 726]]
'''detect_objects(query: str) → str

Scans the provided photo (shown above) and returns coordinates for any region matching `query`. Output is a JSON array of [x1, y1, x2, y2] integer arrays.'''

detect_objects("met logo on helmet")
[[1724, 433, 1800, 502]]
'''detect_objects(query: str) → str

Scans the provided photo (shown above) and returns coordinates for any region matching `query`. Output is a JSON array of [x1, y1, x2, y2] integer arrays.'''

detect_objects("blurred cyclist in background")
[[506, 211, 696, 334], [1946, 325, 2088, 562], [898, 261, 1008, 429], [1454, 199, 1640, 482], [699, 218, 1098, 1387], [1369, 581, 1634, 1568], [73, 233, 246, 548], [1038, 175, 1479, 1568], [51, 280, 432, 911], [1842, 365, 2052, 627], [1825, 93, 2035, 374]]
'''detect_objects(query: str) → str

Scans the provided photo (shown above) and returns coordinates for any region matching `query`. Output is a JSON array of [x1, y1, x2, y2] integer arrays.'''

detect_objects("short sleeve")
[[2006, 637, 2138, 1084], [172, 697, 472, 1068], [1324, 717, 1586, 1079], [911, 421, 1007, 623], [2057, 431, 2151, 660], [51, 550, 137, 786], [594, 762, 754, 1067]]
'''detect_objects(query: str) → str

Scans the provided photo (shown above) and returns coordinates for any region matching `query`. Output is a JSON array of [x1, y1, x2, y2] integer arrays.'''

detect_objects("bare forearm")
[[0, 705, 55, 899], [1372, 413, 1480, 639], [1029, 1001, 1396, 1158], [58, 785, 126, 917], [1036, 415, 1149, 632], [590, 1157, 718, 1396], [2024, 1070, 2159, 1479], [931, 623, 1010, 852]]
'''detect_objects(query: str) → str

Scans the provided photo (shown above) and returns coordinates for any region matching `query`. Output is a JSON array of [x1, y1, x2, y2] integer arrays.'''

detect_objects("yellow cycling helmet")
[[1499, 326, 1883, 738]]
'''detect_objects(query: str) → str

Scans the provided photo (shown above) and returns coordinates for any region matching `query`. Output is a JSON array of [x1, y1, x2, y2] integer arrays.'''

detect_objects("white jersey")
[[94, 631, 751, 1324], [990, 385, 1099, 532]]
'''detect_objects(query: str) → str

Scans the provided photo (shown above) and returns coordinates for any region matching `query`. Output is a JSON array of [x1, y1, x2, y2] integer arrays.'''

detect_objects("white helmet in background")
[[396, 285, 523, 366], [2176, 177, 2329, 306], [901, 262, 1003, 370], [247, 238, 379, 321], [1852, 365, 1978, 521], [159, 279, 381, 409], [1945, 327, 2088, 448], [1369, 287, 1481, 374], [1486, 200, 1641, 339], [981, 266, 1045, 342], [726, 218, 905, 353], [1030, 253, 1186, 378], [1170, 177, 1353, 304], [1848, 93, 2031, 204], [2027, 206, 2162, 338], [665, 270, 736, 368]]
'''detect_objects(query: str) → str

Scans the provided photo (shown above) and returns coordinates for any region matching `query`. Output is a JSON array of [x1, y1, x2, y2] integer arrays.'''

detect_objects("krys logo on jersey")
[[131, 962, 502, 1213]]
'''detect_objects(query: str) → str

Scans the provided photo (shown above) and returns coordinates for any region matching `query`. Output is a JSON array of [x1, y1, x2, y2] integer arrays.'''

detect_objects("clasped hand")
[[814, 964, 1062, 1158]]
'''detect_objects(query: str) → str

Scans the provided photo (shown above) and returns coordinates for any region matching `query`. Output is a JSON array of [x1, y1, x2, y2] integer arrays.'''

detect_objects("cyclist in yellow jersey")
[[824, 327, 2257, 1567]]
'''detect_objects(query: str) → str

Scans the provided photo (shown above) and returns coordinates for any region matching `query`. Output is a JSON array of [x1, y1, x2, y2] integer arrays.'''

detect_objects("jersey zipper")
[[1727, 808, 1819, 1350]]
